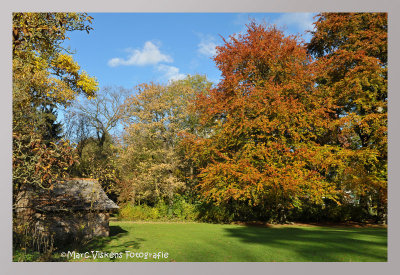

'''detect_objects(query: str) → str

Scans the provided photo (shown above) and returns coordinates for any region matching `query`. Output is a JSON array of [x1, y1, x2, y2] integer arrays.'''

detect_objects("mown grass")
[[61, 221, 387, 262]]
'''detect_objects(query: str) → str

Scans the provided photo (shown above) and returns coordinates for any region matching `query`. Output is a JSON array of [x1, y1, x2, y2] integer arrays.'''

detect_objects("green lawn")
[[62, 221, 387, 262]]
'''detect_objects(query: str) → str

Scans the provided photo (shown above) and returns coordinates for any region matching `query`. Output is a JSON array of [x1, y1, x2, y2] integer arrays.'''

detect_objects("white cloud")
[[197, 35, 218, 57], [157, 64, 186, 82], [108, 41, 173, 67], [274, 13, 316, 33]]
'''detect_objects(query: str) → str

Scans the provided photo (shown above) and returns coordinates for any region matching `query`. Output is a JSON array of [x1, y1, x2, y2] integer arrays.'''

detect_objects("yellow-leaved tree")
[[12, 13, 99, 254], [13, 12, 99, 192]]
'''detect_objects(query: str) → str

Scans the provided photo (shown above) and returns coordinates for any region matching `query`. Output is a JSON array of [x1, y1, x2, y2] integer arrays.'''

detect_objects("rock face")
[[14, 178, 119, 244]]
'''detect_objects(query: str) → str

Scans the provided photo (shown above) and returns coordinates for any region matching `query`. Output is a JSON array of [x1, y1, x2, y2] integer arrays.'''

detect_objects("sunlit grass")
[[62, 222, 387, 262]]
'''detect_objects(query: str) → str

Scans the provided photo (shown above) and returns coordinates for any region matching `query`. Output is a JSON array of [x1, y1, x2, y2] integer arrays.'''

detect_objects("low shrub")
[[118, 195, 198, 221]]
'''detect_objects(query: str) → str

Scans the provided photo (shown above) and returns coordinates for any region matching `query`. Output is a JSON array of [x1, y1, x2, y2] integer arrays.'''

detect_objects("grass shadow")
[[109, 225, 129, 237], [223, 225, 387, 261], [55, 224, 147, 262], [84, 225, 133, 251]]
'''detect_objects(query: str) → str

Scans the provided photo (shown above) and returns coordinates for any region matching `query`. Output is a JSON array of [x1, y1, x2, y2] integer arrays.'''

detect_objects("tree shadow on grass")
[[223, 226, 387, 262], [53, 225, 145, 261], [110, 225, 129, 236], [84, 226, 128, 249], [66, 225, 144, 258]]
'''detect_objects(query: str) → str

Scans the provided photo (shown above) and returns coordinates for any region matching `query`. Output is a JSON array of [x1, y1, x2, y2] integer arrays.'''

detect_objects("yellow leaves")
[[33, 55, 48, 71], [49, 77, 76, 102], [15, 51, 98, 106], [77, 70, 99, 96], [54, 53, 81, 74], [13, 13, 99, 107]]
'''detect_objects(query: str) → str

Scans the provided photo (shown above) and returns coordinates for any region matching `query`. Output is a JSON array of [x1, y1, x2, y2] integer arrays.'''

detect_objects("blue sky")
[[63, 13, 317, 89]]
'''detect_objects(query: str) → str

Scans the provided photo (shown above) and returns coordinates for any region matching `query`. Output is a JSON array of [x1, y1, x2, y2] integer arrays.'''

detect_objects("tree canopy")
[[182, 22, 347, 221], [308, 13, 387, 220], [12, 13, 98, 192], [117, 75, 212, 204]]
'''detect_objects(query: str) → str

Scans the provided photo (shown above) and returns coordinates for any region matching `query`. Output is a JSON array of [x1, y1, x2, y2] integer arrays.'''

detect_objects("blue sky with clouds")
[[63, 13, 316, 89]]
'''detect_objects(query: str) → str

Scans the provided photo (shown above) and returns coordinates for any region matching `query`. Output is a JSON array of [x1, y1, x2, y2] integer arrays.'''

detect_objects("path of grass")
[[68, 221, 387, 262]]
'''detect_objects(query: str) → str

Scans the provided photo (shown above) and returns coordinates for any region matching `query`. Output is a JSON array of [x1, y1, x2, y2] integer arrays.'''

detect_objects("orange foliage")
[[184, 22, 344, 211], [308, 13, 387, 212]]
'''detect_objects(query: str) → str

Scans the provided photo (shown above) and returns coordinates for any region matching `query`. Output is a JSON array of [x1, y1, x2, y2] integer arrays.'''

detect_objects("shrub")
[[118, 195, 199, 221]]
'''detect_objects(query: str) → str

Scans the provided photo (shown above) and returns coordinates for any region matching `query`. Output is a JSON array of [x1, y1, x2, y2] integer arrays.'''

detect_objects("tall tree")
[[308, 13, 387, 222], [12, 13, 98, 193], [118, 75, 212, 204], [184, 22, 342, 222], [12, 13, 99, 254]]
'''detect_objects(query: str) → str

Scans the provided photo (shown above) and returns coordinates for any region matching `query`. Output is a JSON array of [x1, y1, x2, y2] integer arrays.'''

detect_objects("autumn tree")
[[12, 13, 99, 255], [308, 13, 387, 222], [118, 75, 212, 205], [184, 22, 344, 222], [12, 12, 98, 197]]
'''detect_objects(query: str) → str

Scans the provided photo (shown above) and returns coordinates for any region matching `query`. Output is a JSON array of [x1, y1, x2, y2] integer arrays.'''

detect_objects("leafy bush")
[[118, 195, 198, 221]]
